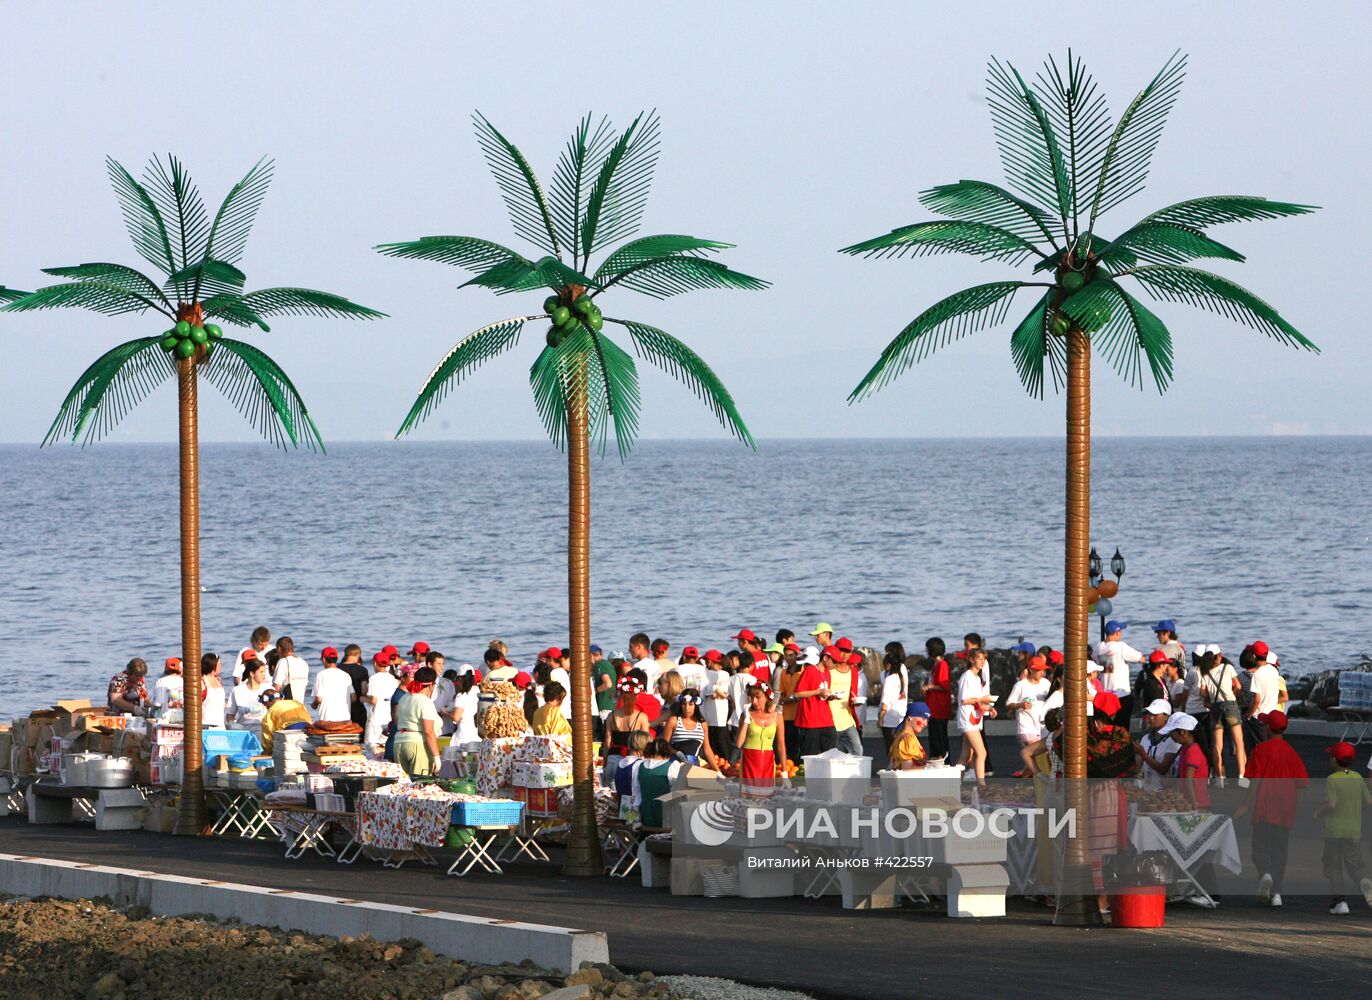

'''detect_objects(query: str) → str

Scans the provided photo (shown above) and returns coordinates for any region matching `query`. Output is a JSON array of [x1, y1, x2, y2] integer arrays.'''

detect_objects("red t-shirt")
[[750, 655, 772, 686], [795, 665, 834, 729], [636, 693, 663, 731], [925, 658, 952, 720], [1177, 742, 1210, 808], [1245, 738, 1309, 827]]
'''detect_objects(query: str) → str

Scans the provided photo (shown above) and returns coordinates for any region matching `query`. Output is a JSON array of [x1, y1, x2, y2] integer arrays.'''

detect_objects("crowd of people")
[[98, 618, 1372, 915]]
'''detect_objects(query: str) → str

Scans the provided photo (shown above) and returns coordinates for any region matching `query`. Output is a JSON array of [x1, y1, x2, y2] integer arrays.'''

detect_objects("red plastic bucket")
[[1109, 885, 1167, 928]]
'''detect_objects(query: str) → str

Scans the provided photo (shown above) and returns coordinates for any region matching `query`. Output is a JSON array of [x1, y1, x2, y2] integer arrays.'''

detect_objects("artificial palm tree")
[[840, 51, 1316, 921], [6, 156, 383, 833], [378, 111, 766, 874], [0, 286, 28, 303]]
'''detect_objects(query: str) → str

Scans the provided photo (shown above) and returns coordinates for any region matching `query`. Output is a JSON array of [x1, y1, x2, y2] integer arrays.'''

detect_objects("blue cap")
[[1152, 620, 1176, 634], [1011, 641, 1036, 654], [590, 644, 603, 654], [905, 702, 932, 720], [1105, 620, 1126, 634]]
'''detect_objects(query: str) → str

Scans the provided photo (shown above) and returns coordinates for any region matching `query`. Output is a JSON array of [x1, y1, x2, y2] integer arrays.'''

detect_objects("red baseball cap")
[[835, 637, 854, 653], [1328, 741, 1356, 763], [703, 649, 723, 664], [784, 642, 801, 653], [822, 645, 844, 661], [241, 649, 259, 664], [847, 652, 863, 666], [408, 641, 430, 658], [513, 671, 533, 690], [1260, 710, 1288, 733], [165, 657, 182, 670], [1028, 655, 1048, 671], [372, 652, 389, 667], [543, 646, 563, 660], [1092, 691, 1122, 718], [1148, 649, 1170, 664], [321, 647, 339, 660], [1251, 640, 1270, 659], [1048, 650, 1065, 666], [731, 628, 758, 643], [682, 646, 700, 658], [471, 669, 484, 683], [381, 645, 399, 658]]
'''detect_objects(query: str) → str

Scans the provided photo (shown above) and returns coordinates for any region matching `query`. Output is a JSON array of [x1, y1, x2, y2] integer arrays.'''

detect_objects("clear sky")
[[2, 1, 1367, 444]]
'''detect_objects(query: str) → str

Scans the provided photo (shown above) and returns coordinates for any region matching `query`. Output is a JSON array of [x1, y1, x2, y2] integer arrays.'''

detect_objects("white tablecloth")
[[1128, 812, 1242, 877]]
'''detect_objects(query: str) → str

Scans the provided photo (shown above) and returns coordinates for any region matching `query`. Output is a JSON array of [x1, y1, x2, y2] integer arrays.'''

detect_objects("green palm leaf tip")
[[201, 338, 325, 452], [397, 317, 531, 438], [987, 58, 1070, 230], [849, 282, 1025, 402], [201, 293, 271, 331], [551, 113, 616, 256], [106, 157, 174, 275], [0, 285, 29, 304], [40, 263, 172, 309], [3, 281, 167, 317], [145, 155, 211, 301], [1126, 265, 1317, 351], [581, 111, 661, 257], [1060, 279, 1174, 391], [614, 318, 755, 448], [919, 180, 1057, 245], [1033, 51, 1114, 225], [374, 236, 532, 274], [1141, 195, 1318, 228], [1088, 51, 1187, 229], [204, 157, 273, 267], [839, 220, 1042, 264], [527, 322, 641, 460], [473, 113, 561, 258], [165, 259, 247, 300], [236, 287, 387, 319], [1097, 223, 1244, 268], [1009, 292, 1067, 400], [44, 337, 174, 445]]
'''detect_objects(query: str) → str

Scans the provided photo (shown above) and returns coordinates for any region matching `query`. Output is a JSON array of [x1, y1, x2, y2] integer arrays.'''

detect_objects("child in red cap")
[[1234, 710, 1308, 907], [1314, 740, 1372, 914]]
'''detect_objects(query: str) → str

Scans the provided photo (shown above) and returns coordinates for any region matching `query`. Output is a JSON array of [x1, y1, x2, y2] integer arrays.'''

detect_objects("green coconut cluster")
[[159, 319, 223, 360], [1050, 255, 1110, 336], [543, 294, 602, 348]]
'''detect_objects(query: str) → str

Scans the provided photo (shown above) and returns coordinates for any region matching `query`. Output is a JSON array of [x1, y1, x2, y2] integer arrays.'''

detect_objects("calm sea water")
[[2, 437, 1368, 720]]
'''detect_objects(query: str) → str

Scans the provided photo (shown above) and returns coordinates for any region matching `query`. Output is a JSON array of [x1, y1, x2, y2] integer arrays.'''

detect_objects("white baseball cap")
[[800, 651, 820, 667], [1144, 698, 1173, 716], [1160, 712, 1198, 734]]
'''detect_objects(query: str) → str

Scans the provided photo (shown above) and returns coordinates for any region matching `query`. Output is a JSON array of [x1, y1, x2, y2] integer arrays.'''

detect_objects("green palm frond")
[[586, 326, 641, 459], [529, 339, 570, 450], [1061, 279, 1174, 390], [374, 235, 532, 276], [919, 180, 1058, 245], [165, 259, 247, 301], [44, 336, 174, 445], [598, 256, 768, 299], [987, 58, 1070, 229], [396, 316, 532, 437], [1125, 264, 1317, 350], [1141, 195, 1318, 229], [465, 256, 598, 295], [840, 220, 1043, 264], [527, 323, 641, 459], [237, 287, 387, 320], [582, 111, 661, 257], [145, 155, 211, 299], [201, 338, 324, 451], [1034, 51, 1113, 225], [613, 318, 754, 447], [473, 113, 561, 257], [203, 156, 273, 267], [106, 158, 174, 275], [1097, 223, 1244, 267], [3, 281, 172, 317], [595, 235, 733, 278], [551, 113, 615, 256], [1088, 51, 1187, 230], [1008, 292, 1067, 399], [201, 293, 271, 330], [850, 281, 1026, 401], [41, 263, 172, 310], [0, 285, 28, 304]]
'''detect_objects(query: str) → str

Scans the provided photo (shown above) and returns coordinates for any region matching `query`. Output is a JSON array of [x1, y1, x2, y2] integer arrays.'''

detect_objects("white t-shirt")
[[1138, 730, 1180, 791], [1249, 664, 1283, 716], [228, 681, 269, 729], [549, 667, 573, 719], [364, 670, 400, 745], [202, 683, 227, 728], [702, 669, 730, 727], [879, 673, 908, 728], [311, 666, 354, 723], [151, 674, 184, 713], [675, 662, 708, 694], [728, 671, 754, 727], [956, 670, 990, 732], [232, 647, 263, 683], [273, 655, 310, 699], [1095, 640, 1144, 696], [1169, 678, 1186, 708], [1182, 667, 1208, 714], [452, 688, 480, 745], [635, 658, 660, 689], [1007, 677, 1051, 741]]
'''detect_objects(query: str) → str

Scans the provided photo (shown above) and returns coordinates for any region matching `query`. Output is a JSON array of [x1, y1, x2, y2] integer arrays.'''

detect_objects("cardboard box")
[[26, 713, 59, 748], [142, 805, 177, 834], [526, 786, 559, 816], [152, 724, 184, 747], [80, 714, 128, 731], [10, 719, 27, 750], [59, 730, 99, 753], [0, 730, 11, 768], [525, 762, 573, 788], [52, 700, 93, 732]]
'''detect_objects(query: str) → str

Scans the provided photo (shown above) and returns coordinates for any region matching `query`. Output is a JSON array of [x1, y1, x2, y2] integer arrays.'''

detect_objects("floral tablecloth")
[[356, 784, 463, 850]]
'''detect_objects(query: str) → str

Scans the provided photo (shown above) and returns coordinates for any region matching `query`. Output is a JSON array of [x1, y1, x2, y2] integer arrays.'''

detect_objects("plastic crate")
[[203, 730, 262, 759], [451, 799, 524, 827]]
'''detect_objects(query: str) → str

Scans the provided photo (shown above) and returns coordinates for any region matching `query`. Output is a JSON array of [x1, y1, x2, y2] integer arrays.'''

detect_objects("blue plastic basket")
[[204, 730, 262, 758], [451, 799, 524, 827]]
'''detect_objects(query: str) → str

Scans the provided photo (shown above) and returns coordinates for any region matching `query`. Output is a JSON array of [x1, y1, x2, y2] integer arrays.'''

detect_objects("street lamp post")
[[1091, 546, 1126, 641]]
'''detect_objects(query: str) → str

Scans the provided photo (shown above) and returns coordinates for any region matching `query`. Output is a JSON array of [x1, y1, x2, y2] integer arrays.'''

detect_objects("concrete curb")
[[0, 852, 608, 973]]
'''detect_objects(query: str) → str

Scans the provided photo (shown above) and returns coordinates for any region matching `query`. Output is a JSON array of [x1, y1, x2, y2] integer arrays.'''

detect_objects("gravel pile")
[[660, 977, 814, 1000], [0, 897, 710, 1000]]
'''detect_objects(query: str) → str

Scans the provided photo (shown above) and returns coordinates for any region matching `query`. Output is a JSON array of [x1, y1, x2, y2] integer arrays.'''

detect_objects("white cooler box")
[[803, 750, 872, 803], [878, 765, 964, 809]]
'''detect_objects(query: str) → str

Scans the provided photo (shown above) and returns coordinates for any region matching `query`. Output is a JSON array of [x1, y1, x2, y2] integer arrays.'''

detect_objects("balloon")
[[1085, 584, 1102, 602], [1095, 597, 1114, 617], [1088, 602, 1097, 616], [1097, 579, 1119, 599]]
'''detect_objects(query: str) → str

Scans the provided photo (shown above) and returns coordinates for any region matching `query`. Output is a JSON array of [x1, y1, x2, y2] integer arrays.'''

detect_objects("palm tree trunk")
[[172, 354, 206, 835], [562, 371, 602, 875], [1054, 324, 1098, 924]]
